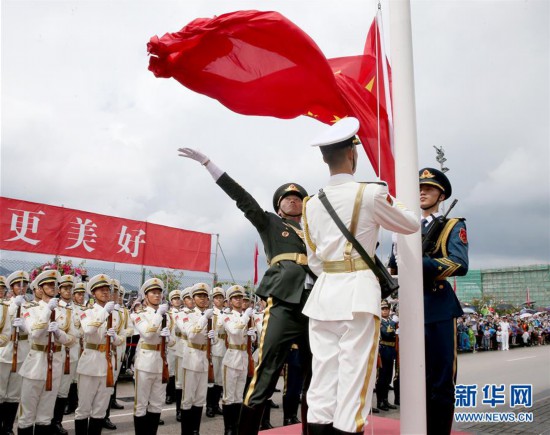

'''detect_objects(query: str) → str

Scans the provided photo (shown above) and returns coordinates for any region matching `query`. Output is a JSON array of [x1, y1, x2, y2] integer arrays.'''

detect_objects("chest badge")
[[281, 231, 289, 238]]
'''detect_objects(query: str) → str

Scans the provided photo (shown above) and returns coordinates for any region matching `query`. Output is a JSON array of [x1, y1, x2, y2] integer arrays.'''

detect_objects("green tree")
[[149, 269, 185, 294]]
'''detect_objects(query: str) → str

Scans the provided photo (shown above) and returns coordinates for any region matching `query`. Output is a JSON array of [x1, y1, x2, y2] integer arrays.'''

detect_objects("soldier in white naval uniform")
[[18, 270, 77, 435], [179, 283, 215, 435], [74, 274, 123, 435], [206, 286, 226, 418], [173, 287, 193, 422], [302, 118, 419, 435], [220, 285, 256, 435], [131, 278, 173, 435], [0, 271, 31, 435], [165, 289, 182, 407]]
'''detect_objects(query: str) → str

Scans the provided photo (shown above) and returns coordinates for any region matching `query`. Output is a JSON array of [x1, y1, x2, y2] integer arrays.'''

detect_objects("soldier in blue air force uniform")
[[419, 168, 469, 435]]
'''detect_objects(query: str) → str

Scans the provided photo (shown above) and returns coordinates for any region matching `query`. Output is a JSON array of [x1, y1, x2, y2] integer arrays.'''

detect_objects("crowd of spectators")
[[456, 309, 550, 352]]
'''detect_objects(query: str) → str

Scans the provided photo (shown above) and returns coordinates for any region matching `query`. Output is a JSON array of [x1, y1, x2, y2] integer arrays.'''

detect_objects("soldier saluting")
[[179, 147, 314, 435]]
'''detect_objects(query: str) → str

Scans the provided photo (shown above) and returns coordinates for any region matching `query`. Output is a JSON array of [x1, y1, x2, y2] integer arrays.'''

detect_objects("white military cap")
[[243, 292, 251, 301], [309, 117, 360, 148], [226, 285, 245, 300], [211, 287, 225, 298], [111, 279, 121, 292], [30, 278, 37, 292], [181, 287, 193, 300], [140, 278, 164, 297], [169, 289, 182, 301], [119, 285, 126, 297], [59, 275, 75, 288], [0, 276, 6, 288], [73, 283, 86, 294], [6, 270, 30, 287], [87, 274, 112, 295], [35, 270, 60, 287], [191, 282, 210, 298]]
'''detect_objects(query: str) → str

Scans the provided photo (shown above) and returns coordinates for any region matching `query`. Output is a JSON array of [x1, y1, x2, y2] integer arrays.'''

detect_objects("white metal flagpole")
[[388, 1, 427, 434]]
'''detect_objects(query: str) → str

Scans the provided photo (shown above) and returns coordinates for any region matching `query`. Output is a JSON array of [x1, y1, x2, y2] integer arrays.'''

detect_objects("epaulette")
[[24, 301, 38, 308], [358, 181, 387, 186], [134, 307, 145, 314], [0, 300, 10, 307]]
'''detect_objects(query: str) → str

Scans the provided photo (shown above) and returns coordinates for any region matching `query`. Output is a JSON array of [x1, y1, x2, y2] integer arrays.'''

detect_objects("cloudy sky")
[[1, 0, 548, 282]]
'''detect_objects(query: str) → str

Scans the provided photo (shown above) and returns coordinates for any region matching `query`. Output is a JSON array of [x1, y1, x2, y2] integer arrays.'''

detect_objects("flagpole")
[[388, 1, 427, 434]]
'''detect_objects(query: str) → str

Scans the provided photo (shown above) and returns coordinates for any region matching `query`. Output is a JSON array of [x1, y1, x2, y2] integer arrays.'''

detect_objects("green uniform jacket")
[[216, 173, 312, 304]]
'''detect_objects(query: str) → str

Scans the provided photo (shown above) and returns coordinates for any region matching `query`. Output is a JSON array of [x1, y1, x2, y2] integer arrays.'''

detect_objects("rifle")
[[246, 316, 255, 378], [10, 304, 21, 372], [105, 283, 114, 388], [45, 308, 56, 391], [160, 310, 169, 384], [63, 305, 71, 374], [422, 199, 458, 255], [206, 316, 215, 384]]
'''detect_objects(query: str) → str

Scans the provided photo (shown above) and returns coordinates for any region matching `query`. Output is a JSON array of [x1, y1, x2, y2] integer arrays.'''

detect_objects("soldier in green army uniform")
[[178, 147, 314, 435]]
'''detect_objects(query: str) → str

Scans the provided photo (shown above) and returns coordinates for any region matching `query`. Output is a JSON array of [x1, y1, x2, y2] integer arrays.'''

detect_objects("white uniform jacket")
[[77, 303, 123, 377], [302, 175, 419, 321], [132, 306, 174, 374], [211, 307, 227, 358], [0, 299, 33, 360], [174, 308, 192, 358], [19, 301, 76, 381], [221, 310, 249, 371], [181, 307, 209, 373], [59, 300, 82, 363]]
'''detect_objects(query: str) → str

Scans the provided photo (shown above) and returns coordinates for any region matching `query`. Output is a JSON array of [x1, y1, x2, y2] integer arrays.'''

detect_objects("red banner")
[[0, 197, 212, 272]]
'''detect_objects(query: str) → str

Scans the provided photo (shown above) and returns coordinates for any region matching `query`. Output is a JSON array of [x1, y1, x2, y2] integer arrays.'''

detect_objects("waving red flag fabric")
[[148, 10, 395, 193], [253, 242, 259, 285]]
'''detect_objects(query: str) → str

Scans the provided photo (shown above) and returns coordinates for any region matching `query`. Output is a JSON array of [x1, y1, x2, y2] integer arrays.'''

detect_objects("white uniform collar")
[[424, 211, 442, 225], [328, 173, 355, 186]]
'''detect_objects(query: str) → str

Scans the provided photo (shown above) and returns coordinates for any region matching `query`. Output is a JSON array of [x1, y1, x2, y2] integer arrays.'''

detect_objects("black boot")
[[283, 394, 301, 426], [301, 394, 309, 435], [165, 376, 175, 404], [74, 418, 89, 435], [213, 385, 224, 415], [4, 402, 19, 435], [333, 428, 363, 435], [110, 384, 124, 410], [17, 426, 34, 435], [133, 415, 148, 435], [180, 409, 193, 435], [34, 425, 52, 435], [377, 401, 390, 411], [205, 386, 215, 417], [381, 400, 397, 410], [191, 406, 203, 435], [259, 403, 273, 430], [103, 405, 117, 430], [237, 403, 265, 435], [175, 389, 183, 422], [65, 383, 79, 415], [307, 423, 333, 435], [52, 397, 69, 434], [88, 417, 104, 435], [146, 412, 161, 435]]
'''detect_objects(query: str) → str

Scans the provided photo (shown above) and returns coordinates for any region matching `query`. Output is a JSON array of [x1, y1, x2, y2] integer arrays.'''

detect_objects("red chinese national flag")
[[148, 11, 395, 194]]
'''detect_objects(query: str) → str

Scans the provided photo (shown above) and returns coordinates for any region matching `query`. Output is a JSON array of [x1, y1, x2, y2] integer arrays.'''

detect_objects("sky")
[[1, 0, 549, 282]]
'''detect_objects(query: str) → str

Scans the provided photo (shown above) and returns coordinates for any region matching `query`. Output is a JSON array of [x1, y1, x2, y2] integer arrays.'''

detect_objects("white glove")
[[244, 308, 254, 318], [178, 147, 209, 165], [13, 317, 26, 332], [114, 304, 121, 311], [104, 301, 115, 314], [204, 308, 214, 319], [157, 303, 169, 316], [14, 295, 26, 307], [223, 307, 231, 314], [47, 298, 59, 311], [160, 327, 171, 337], [207, 329, 216, 339], [48, 321, 60, 336], [247, 328, 257, 340], [106, 328, 117, 338]]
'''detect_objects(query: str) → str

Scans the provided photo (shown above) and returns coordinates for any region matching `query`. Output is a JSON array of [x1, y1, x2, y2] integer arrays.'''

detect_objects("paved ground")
[[57, 345, 548, 434]]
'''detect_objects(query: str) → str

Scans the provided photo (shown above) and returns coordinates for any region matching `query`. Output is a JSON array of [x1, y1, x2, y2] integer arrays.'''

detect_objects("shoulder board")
[[134, 308, 145, 314], [358, 181, 387, 186], [24, 301, 38, 308], [1, 300, 10, 306]]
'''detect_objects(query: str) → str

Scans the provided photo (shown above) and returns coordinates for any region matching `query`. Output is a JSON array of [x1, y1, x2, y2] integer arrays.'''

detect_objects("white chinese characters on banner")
[[66, 217, 98, 252], [117, 225, 146, 258], [5, 208, 46, 246]]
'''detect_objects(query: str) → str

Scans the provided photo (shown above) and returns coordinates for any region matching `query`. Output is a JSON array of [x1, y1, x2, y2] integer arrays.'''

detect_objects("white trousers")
[[181, 368, 207, 410], [222, 365, 246, 405], [75, 374, 113, 419], [58, 361, 78, 398], [19, 375, 61, 428], [175, 356, 184, 389], [168, 349, 177, 377], [308, 313, 379, 433], [0, 361, 23, 402], [134, 369, 165, 417], [502, 332, 510, 350], [213, 355, 223, 386]]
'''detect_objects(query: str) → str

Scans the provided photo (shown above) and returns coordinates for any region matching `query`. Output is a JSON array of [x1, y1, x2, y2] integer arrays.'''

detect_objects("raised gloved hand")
[[104, 301, 115, 314], [47, 298, 59, 311], [48, 321, 60, 336], [157, 303, 169, 316], [13, 317, 26, 332], [106, 328, 117, 338], [114, 304, 121, 312], [207, 329, 216, 339], [203, 308, 214, 319], [247, 328, 257, 341], [160, 327, 171, 337], [14, 295, 26, 307], [198, 309, 214, 329], [242, 307, 254, 324], [177, 148, 210, 165]]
